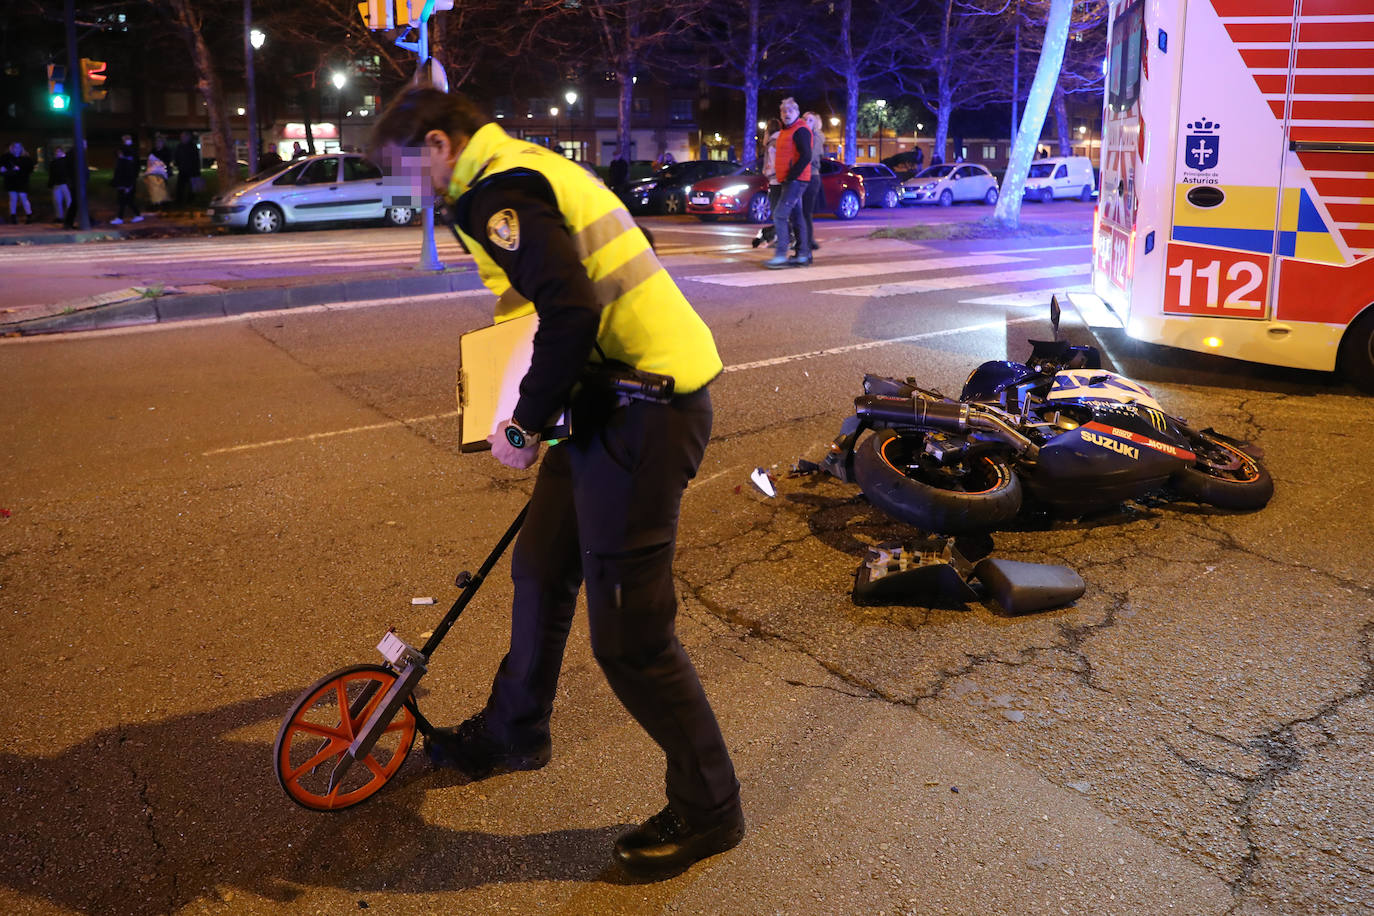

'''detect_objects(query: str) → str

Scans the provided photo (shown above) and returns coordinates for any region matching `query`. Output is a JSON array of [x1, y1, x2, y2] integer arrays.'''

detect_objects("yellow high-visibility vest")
[[449, 123, 722, 394]]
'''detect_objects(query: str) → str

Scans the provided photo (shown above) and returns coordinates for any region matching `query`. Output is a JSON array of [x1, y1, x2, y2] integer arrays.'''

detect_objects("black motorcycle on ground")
[[822, 338, 1273, 535]]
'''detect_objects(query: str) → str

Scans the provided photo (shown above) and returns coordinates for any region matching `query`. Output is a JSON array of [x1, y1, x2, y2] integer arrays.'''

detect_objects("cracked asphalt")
[[1, 228, 1371, 915]]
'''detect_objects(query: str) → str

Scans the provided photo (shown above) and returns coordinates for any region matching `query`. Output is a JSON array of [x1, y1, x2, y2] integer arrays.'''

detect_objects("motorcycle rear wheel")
[[854, 429, 1022, 534], [1171, 431, 1273, 510]]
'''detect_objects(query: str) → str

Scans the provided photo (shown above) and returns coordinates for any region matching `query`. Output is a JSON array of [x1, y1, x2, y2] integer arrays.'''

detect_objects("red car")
[[686, 159, 866, 222]]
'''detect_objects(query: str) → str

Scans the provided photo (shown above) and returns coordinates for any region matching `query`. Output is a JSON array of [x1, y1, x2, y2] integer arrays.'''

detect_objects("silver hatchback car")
[[900, 163, 1000, 207], [209, 153, 418, 233]]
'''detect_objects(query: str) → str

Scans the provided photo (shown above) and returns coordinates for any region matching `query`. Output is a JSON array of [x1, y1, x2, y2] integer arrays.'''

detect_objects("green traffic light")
[[50, 93, 70, 111]]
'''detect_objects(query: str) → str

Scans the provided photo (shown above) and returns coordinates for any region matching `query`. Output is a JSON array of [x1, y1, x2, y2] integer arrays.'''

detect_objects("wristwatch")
[[503, 419, 539, 450]]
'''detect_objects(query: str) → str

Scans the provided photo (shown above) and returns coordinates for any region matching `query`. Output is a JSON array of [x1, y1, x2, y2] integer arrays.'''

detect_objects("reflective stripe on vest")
[[451, 124, 722, 394]]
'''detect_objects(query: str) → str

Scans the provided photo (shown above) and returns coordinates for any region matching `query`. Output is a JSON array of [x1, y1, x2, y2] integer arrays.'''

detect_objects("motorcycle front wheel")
[[854, 429, 1022, 534], [1171, 431, 1274, 510]]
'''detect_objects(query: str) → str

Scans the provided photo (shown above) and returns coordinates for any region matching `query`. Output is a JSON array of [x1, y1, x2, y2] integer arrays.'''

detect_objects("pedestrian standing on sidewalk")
[[174, 131, 201, 206], [47, 146, 72, 223], [763, 97, 812, 269], [111, 136, 143, 225], [62, 143, 87, 230], [371, 85, 744, 877], [143, 145, 170, 211], [2, 142, 36, 224]]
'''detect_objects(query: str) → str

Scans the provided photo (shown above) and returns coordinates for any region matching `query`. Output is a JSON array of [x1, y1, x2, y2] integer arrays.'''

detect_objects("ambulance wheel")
[[274, 663, 417, 811], [1171, 431, 1274, 511], [1337, 307, 1374, 393], [854, 429, 1022, 535]]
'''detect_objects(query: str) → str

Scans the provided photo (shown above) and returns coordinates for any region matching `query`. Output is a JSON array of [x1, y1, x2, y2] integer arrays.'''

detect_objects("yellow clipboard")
[[456, 313, 570, 452]]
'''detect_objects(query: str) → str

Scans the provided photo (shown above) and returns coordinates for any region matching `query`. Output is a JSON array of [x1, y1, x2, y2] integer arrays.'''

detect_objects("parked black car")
[[849, 163, 903, 208], [620, 159, 741, 215]]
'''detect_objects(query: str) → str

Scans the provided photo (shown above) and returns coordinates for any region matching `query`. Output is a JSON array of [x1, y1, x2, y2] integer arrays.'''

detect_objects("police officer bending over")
[[371, 88, 743, 875]]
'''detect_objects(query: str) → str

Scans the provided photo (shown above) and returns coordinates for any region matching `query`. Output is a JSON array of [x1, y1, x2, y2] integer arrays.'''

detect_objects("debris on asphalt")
[[749, 467, 777, 498], [411, 597, 436, 605]]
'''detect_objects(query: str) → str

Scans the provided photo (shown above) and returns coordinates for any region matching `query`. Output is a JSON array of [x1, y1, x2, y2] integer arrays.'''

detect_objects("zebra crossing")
[[681, 241, 1091, 300], [0, 232, 464, 273], [0, 224, 1092, 312]]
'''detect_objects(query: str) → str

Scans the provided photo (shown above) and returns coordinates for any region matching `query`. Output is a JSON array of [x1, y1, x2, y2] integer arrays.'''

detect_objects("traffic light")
[[79, 58, 107, 103], [47, 64, 70, 111], [357, 0, 424, 29]]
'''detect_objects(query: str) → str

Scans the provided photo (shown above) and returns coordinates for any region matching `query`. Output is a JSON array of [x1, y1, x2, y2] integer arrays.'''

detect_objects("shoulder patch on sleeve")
[[487, 208, 520, 251]]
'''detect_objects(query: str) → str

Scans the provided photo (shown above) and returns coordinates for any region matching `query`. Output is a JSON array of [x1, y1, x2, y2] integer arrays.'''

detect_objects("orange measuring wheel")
[[274, 664, 417, 811]]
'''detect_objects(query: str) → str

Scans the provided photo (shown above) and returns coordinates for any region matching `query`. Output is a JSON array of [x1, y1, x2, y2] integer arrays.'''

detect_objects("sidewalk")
[[0, 213, 479, 337]]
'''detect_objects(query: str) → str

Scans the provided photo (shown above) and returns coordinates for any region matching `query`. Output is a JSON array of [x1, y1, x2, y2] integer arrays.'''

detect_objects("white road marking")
[[722, 316, 1041, 373], [203, 410, 461, 455], [198, 314, 1043, 456], [959, 289, 1069, 308], [829, 264, 1088, 297], [686, 253, 1030, 287]]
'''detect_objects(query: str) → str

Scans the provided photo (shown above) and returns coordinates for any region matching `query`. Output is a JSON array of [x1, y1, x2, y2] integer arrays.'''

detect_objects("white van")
[[1023, 156, 1096, 202]]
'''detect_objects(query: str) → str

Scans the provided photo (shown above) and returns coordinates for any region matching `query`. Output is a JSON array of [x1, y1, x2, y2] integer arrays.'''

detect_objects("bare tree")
[[803, 0, 920, 166], [153, 0, 239, 190], [698, 0, 807, 168], [903, 0, 1013, 163], [992, 0, 1071, 226]]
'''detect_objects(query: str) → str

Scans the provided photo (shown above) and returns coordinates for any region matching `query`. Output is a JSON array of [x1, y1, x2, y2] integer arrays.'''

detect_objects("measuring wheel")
[[274, 663, 419, 811]]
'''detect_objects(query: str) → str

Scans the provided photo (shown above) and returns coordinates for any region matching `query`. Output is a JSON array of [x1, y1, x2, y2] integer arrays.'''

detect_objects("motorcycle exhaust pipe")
[[854, 395, 1039, 458], [855, 395, 971, 431]]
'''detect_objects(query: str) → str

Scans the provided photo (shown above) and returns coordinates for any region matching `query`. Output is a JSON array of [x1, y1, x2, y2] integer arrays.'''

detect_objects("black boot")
[[423, 711, 551, 779], [613, 804, 745, 874]]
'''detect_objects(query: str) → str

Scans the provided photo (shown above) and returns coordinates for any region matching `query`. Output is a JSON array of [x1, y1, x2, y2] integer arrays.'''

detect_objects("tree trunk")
[[1010, 9, 1020, 153], [845, 81, 859, 165], [932, 0, 953, 163], [741, 0, 760, 169], [617, 65, 633, 163], [166, 0, 238, 192], [993, 0, 1070, 227], [1053, 85, 1072, 155]]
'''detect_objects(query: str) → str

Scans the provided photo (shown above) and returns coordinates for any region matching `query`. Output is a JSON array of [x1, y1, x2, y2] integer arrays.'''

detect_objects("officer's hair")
[[371, 88, 492, 149]]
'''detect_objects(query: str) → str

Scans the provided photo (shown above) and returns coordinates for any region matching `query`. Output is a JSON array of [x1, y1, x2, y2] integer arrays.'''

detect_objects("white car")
[[900, 163, 999, 207], [209, 153, 418, 233], [1022, 156, 1097, 202]]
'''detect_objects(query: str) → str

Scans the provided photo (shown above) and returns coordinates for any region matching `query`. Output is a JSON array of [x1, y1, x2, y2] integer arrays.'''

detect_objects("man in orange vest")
[[763, 97, 813, 269]]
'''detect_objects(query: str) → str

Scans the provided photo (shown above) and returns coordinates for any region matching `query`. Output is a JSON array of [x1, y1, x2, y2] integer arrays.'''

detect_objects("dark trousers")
[[175, 171, 195, 205], [801, 175, 822, 249], [484, 387, 740, 825], [772, 179, 809, 258], [116, 187, 139, 219]]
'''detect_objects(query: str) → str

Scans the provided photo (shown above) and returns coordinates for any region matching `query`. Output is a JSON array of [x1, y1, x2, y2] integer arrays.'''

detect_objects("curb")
[[3, 271, 479, 336]]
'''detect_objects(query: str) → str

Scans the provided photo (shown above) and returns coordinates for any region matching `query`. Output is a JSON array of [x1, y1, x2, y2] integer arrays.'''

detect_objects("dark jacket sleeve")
[[785, 127, 812, 182], [461, 171, 602, 433]]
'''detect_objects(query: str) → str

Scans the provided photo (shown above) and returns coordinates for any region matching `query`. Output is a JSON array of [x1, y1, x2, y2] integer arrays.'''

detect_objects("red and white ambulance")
[[1088, 0, 1374, 389]]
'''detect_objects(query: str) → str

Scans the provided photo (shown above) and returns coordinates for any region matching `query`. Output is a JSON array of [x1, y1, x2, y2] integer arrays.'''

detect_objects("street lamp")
[[564, 90, 578, 159], [332, 72, 347, 152], [550, 106, 559, 152], [243, 2, 262, 177], [875, 98, 886, 163]]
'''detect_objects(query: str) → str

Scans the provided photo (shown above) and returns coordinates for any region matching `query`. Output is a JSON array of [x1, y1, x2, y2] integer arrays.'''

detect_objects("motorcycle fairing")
[[1023, 400, 1190, 512], [961, 361, 1036, 403], [1047, 369, 1162, 411]]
